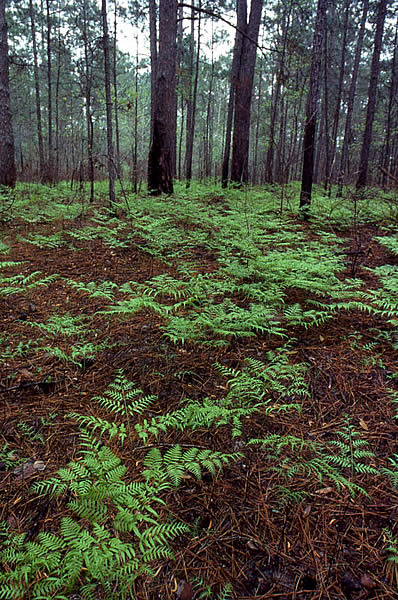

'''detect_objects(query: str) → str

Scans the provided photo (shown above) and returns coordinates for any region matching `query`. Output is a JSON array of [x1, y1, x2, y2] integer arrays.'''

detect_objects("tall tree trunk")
[[184, 5, 195, 182], [381, 16, 397, 188], [299, 0, 327, 210], [221, 0, 246, 188], [113, 0, 121, 176], [0, 0, 15, 187], [46, 0, 54, 182], [337, 0, 369, 196], [132, 34, 138, 193], [230, 0, 263, 185], [55, 23, 61, 181], [29, 0, 45, 180], [147, 0, 177, 194], [204, 21, 214, 179], [265, 7, 290, 184], [82, 3, 94, 202], [185, 0, 201, 188], [101, 0, 115, 204], [149, 0, 157, 152], [356, 0, 388, 189], [327, 0, 350, 192], [252, 54, 262, 184]]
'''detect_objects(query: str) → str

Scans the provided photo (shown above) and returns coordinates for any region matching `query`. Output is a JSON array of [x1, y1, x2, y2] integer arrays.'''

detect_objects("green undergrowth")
[[0, 181, 397, 597]]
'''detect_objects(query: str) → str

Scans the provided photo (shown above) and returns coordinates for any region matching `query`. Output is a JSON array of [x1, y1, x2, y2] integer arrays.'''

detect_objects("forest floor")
[[0, 181, 397, 600]]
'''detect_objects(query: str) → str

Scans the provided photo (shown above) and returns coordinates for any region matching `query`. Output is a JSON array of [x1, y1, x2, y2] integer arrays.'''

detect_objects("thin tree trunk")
[[265, 8, 290, 184], [46, 0, 54, 182], [178, 93, 184, 179], [322, 22, 330, 188], [184, 4, 195, 182], [356, 0, 388, 189], [83, 4, 94, 202], [185, 0, 201, 188], [132, 34, 138, 193], [149, 0, 157, 141], [29, 0, 44, 180], [299, 0, 327, 210], [382, 16, 397, 188], [0, 0, 15, 187], [204, 21, 214, 179], [337, 0, 369, 195], [55, 25, 61, 181], [327, 0, 350, 193], [113, 0, 121, 177], [252, 55, 262, 184], [101, 0, 116, 204]]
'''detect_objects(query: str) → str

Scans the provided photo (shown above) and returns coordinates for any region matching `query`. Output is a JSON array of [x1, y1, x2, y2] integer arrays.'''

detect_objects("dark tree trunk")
[[101, 0, 116, 204], [252, 55, 262, 184], [0, 0, 15, 187], [337, 0, 369, 196], [204, 23, 214, 179], [132, 34, 138, 193], [230, 0, 263, 185], [29, 0, 44, 180], [184, 5, 195, 183], [356, 0, 388, 189], [46, 0, 54, 182], [149, 0, 157, 135], [326, 0, 350, 192], [381, 16, 397, 188], [113, 0, 121, 177], [265, 7, 290, 184], [299, 0, 327, 210], [185, 0, 201, 188], [147, 0, 177, 194], [55, 31, 61, 180], [221, 0, 246, 188], [82, 4, 94, 202]]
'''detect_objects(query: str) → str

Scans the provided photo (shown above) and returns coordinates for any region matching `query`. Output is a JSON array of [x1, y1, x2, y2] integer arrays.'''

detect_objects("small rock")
[[176, 581, 193, 600]]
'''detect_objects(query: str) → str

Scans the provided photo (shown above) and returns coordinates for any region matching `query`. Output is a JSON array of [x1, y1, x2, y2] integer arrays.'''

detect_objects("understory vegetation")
[[0, 181, 397, 599]]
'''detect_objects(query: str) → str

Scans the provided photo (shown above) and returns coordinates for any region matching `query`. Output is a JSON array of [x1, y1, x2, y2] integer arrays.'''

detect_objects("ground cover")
[[0, 181, 397, 600]]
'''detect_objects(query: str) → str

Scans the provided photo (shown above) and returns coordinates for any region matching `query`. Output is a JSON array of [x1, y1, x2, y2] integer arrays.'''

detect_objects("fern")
[[249, 421, 379, 497], [27, 313, 90, 337], [383, 454, 398, 489], [143, 444, 239, 486], [0, 270, 59, 296], [66, 278, 118, 300], [20, 231, 66, 249]]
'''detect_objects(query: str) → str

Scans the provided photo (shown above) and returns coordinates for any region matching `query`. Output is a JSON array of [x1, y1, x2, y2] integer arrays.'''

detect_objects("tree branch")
[[177, 3, 281, 55]]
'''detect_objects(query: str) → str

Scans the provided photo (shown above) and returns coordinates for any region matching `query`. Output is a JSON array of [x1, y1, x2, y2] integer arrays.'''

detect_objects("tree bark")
[[132, 34, 139, 193], [149, 0, 157, 136], [185, 0, 201, 188], [46, 0, 54, 182], [299, 0, 327, 210], [221, 0, 246, 188], [82, 3, 94, 202], [230, 0, 263, 185], [356, 0, 388, 189], [265, 7, 290, 184], [381, 16, 397, 188], [337, 0, 369, 196], [326, 0, 350, 193], [29, 0, 45, 180], [101, 0, 116, 204], [113, 0, 121, 177], [204, 21, 214, 179], [0, 0, 16, 187], [147, 0, 177, 194]]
